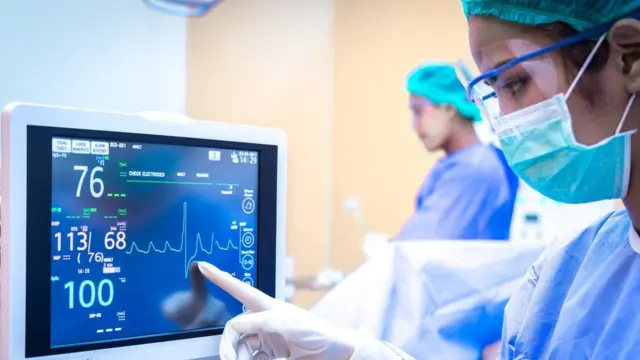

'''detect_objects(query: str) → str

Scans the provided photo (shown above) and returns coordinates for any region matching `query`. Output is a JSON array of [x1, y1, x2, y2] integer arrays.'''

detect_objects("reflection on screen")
[[50, 138, 258, 348]]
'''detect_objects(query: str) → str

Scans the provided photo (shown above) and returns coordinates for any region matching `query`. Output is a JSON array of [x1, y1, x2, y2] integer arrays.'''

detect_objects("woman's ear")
[[443, 105, 458, 120], [609, 19, 640, 93]]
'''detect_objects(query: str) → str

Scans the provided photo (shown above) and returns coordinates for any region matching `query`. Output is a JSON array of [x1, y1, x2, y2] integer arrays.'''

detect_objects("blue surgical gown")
[[395, 143, 519, 240], [502, 209, 640, 359]]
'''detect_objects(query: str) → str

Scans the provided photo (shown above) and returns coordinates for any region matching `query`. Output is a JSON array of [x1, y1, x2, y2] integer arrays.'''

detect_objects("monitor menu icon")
[[71, 140, 91, 154], [208, 150, 221, 161], [52, 138, 71, 153], [91, 141, 109, 155], [242, 197, 255, 215]]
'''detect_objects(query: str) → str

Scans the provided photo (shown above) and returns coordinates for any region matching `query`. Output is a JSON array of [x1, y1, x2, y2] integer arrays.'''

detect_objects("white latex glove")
[[197, 261, 405, 360]]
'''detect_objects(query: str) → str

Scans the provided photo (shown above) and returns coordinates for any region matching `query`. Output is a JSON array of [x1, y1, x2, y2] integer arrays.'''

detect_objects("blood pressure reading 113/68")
[[50, 138, 259, 348]]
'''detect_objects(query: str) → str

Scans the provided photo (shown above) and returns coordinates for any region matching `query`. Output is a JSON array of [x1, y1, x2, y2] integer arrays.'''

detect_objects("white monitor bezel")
[[0, 103, 287, 360]]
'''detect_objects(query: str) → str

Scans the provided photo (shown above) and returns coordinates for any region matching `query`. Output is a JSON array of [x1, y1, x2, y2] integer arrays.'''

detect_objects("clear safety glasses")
[[142, 0, 222, 17], [456, 11, 640, 127]]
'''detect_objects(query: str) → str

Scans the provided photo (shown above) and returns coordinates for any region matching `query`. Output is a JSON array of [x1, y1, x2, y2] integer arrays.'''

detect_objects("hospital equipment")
[[509, 183, 619, 244], [286, 268, 345, 293], [282, 199, 362, 295], [0, 103, 287, 360], [342, 196, 371, 233], [311, 240, 545, 359], [284, 196, 387, 296], [142, 0, 222, 17], [342, 196, 389, 259], [287, 195, 361, 290]]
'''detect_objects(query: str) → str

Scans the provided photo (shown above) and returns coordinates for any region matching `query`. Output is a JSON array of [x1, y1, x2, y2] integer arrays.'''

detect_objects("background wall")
[[187, 0, 470, 308], [330, 0, 470, 273], [186, 0, 334, 308], [0, 0, 186, 113], [188, 0, 470, 308]]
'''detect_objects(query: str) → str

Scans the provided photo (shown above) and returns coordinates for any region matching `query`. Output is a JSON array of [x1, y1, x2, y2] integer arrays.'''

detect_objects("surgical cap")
[[406, 62, 482, 123], [462, 0, 640, 32]]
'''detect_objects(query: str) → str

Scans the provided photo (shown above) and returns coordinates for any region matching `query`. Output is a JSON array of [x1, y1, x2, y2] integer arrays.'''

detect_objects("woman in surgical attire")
[[396, 62, 519, 241], [195, 0, 640, 358]]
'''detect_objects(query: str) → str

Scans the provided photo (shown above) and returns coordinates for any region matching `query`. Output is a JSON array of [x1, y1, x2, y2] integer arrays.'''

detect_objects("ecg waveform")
[[125, 202, 239, 277]]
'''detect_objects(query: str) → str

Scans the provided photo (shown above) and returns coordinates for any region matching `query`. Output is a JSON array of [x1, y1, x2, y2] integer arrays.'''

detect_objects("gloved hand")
[[197, 261, 382, 360]]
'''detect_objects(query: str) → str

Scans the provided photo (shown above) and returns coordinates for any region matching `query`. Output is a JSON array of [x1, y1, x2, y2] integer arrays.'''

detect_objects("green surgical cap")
[[462, 0, 640, 32], [406, 62, 482, 123]]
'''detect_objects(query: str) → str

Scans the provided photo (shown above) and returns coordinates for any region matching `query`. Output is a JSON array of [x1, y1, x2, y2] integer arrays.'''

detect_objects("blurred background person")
[[395, 62, 519, 241]]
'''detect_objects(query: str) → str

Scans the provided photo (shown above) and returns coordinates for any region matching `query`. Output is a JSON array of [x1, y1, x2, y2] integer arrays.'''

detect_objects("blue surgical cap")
[[462, 0, 640, 32], [406, 62, 482, 123]]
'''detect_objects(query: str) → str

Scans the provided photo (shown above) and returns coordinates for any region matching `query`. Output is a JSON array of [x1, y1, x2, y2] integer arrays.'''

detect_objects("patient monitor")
[[0, 103, 287, 360]]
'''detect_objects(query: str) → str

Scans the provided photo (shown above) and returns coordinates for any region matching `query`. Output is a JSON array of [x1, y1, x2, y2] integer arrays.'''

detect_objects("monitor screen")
[[23, 126, 278, 357]]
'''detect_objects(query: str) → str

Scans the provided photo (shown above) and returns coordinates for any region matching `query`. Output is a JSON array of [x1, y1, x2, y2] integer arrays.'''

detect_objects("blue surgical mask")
[[496, 35, 637, 204]]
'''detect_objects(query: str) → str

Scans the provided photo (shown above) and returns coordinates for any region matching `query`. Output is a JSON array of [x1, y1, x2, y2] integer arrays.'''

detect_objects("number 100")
[[64, 279, 114, 309]]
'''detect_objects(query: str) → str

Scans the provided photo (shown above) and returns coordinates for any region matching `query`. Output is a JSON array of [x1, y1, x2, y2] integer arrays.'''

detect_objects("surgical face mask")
[[496, 35, 637, 204]]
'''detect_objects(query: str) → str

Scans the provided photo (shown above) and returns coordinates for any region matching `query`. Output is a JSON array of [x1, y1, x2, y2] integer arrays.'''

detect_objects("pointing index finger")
[[197, 261, 276, 312], [189, 262, 207, 302]]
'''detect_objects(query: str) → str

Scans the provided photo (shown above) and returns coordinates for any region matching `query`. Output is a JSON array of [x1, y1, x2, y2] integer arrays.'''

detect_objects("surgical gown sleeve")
[[500, 247, 548, 358], [499, 226, 584, 359], [395, 162, 504, 240], [350, 336, 416, 360]]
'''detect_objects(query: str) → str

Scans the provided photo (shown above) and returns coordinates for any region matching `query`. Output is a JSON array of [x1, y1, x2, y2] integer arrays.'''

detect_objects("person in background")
[[395, 62, 519, 240]]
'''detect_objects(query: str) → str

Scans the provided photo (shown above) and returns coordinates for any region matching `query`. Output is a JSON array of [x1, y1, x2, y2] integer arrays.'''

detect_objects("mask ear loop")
[[566, 34, 608, 99], [563, 33, 636, 137], [616, 93, 637, 135]]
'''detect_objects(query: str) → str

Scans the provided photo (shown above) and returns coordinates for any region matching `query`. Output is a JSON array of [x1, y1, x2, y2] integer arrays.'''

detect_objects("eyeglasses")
[[464, 10, 640, 103]]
